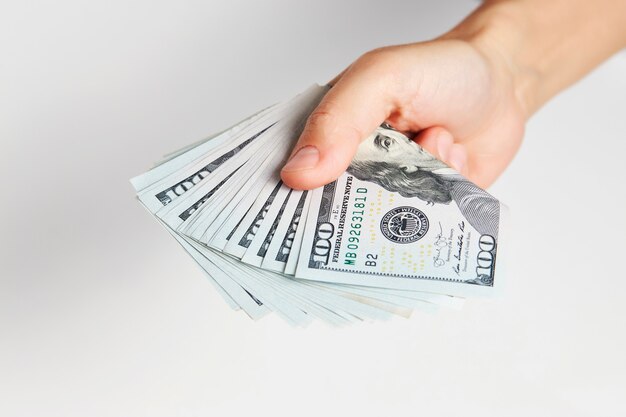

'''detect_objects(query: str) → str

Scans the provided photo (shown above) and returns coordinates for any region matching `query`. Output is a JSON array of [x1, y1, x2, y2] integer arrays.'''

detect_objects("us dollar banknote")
[[154, 124, 275, 206], [132, 85, 507, 326], [276, 191, 307, 262], [295, 125, 506, 297]]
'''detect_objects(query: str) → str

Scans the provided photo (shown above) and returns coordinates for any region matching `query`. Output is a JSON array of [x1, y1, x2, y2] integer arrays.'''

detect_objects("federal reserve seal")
[[380, 206, 429, 244]]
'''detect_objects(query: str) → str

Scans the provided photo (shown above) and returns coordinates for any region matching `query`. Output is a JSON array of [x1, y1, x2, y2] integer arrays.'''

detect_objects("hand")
[[280, 37, 527, 190]]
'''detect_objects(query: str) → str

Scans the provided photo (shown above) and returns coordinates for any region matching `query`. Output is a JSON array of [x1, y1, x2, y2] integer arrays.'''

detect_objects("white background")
[[2, 1, 625, 416]]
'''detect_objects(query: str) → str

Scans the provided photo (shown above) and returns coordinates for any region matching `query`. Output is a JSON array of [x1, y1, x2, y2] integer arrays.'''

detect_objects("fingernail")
[[282, 146, 320, 172]]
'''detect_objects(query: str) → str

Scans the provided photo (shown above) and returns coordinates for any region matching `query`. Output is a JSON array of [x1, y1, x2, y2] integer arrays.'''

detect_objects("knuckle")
[[300, 109, 337, 142], [302, 107, 361, 146], [358, 46, 400, 65], [306, 109, 335, 129], [357, 49, 386, 67], [353, 48, 402, 84]]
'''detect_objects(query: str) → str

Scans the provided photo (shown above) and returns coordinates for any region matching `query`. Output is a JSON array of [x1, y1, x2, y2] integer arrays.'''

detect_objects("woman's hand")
[[280, 0, 626, 191], [280, 38, 527, 190]]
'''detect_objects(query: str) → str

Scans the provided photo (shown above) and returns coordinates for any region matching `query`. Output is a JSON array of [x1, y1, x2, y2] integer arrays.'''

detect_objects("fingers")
[[447, 143, 468, 177], [413, 126, 469, 177], [281, 55, 396, 190]]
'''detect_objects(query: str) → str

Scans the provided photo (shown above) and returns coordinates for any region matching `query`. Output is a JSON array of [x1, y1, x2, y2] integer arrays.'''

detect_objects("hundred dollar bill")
[[130, 103, 278, 192], [132, 85, 506, 325], [154, 103, 300, 232], [241, 187, 292, 267], [135, 84, 324, 215], [261, 190, 307, 272], [206, 96, 313, 251], [223, 180, 284, 258], [178, 141, 278, 239], [182, 109, 311, 244], [130, 190, 270, 320], [295, 125, 507, 297], [137, 116, 275, 213], [185, 237, 393, 324], [284, 191, 313, 275], [150, 103, 280, 169]]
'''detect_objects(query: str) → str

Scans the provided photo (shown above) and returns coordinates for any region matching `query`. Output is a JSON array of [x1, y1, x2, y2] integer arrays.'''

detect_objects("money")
[[131, 84, 507, 326]]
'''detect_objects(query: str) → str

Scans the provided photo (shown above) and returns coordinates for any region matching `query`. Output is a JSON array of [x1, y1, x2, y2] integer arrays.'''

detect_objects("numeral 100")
[[475, 234, 496, 284]]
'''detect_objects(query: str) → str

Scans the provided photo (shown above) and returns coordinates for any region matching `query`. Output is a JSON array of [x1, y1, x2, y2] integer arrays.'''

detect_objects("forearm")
[[443, 0, 626, 116]]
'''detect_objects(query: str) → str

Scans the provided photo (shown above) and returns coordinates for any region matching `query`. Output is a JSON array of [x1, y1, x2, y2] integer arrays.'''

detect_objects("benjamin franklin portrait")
[[347, 125, 500, 239]]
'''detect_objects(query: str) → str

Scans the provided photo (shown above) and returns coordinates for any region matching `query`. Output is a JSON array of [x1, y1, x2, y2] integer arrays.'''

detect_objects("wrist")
[[442, 0, 626, 118], [440, 1, 540, 118]]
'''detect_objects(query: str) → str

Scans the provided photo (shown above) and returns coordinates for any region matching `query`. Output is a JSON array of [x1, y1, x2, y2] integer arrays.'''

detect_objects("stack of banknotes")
[[131, 85, 507, 326]]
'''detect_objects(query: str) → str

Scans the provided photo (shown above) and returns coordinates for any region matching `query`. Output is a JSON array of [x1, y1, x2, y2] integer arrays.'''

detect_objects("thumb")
[[281, 60, 395, 190]]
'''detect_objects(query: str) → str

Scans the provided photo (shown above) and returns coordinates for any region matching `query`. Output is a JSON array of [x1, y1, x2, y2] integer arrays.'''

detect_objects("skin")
[[281, 0, 626, 190]]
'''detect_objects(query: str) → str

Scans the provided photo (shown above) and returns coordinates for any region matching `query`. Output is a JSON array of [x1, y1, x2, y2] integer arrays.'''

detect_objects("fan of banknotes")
[[131, 85, 507, 326]]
